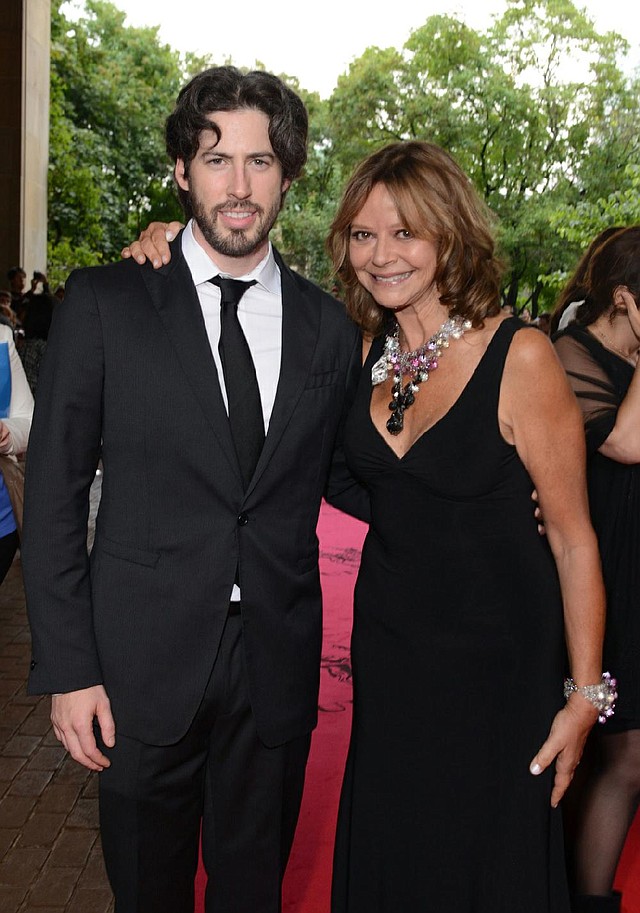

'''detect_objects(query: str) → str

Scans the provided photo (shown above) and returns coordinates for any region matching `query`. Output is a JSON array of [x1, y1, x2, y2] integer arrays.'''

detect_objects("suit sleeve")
[[22, 269, 105, 695], [324, 325, 371, 523]]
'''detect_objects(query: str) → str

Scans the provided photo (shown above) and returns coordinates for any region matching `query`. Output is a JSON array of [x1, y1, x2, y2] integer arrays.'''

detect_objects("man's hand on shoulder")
[[121, 221, 184, 269], [51, 685, 115, 771]]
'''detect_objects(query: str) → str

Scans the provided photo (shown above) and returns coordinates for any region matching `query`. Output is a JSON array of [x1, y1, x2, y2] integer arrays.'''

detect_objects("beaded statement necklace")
[[371, 315, 471, 435]]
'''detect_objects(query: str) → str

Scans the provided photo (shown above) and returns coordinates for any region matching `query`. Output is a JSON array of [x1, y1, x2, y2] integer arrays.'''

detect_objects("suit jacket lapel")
[[245, 249, 319, 497], [140, 235, 242, 485]]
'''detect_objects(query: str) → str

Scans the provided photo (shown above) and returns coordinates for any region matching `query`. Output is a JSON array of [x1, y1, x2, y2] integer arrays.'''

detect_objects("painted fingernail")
[[530, 762, 542, 775], [165, 230, 175, 241]]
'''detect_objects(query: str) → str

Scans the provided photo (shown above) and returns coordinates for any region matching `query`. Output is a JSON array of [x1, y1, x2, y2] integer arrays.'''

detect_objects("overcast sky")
[[61, 0, 640, 98]]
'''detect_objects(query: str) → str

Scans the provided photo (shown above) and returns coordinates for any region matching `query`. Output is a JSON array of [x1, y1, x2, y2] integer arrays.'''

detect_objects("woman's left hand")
[[529, 696, 598, 807]]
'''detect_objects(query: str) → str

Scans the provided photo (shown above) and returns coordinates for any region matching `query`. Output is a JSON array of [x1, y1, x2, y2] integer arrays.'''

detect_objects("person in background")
[[535, 312, 551, 334], [554, 225, 640, 913], [7, 266, 27, 316], [18, 293, 53, 396], [23, 66, 366, 913], [0, 323, 33, 584], [0, 290, 16, 330], [550, 228, 624, 336], [28, 270, 50, 296], [6, 267, 49, 328]]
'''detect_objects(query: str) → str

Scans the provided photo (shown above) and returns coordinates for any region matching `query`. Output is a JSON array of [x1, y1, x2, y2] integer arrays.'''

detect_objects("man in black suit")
[[23, 67, 367, 913]]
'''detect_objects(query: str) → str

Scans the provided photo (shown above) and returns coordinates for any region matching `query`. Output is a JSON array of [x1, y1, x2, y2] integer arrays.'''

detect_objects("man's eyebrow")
[[199, 143, 226, 156], [199, 146, 276, 160]]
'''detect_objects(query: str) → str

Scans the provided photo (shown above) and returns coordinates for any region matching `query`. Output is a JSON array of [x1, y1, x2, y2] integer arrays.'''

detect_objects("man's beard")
[[190, 196, 282, 259]]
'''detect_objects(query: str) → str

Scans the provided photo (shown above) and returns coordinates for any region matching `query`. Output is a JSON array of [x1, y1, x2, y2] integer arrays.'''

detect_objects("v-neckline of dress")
[[368, 317, 515, 462]]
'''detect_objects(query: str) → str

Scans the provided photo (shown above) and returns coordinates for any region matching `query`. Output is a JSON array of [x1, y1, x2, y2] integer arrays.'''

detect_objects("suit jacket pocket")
[[304, 368, 338, 390], [98, 537, 160, 568]]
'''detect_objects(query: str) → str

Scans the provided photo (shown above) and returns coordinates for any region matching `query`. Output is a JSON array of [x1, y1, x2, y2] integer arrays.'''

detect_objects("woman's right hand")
[[529, 696, 598, 807], [121, 221, 184, 268]]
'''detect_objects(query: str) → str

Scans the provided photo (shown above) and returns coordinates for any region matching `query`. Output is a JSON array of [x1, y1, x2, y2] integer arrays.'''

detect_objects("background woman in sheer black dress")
[[554, 226, 640, 913]]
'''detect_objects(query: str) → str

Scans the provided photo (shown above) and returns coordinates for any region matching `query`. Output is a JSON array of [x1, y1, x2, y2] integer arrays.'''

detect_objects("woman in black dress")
[[326, 141, 613, 912], [554, 226, 640, 913]]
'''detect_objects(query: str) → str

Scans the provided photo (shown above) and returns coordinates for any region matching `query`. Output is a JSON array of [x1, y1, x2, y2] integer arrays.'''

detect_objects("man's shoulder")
[[64, 254, 191, 314], [66, 255, 149, 290], [53, 258, 173, 331]]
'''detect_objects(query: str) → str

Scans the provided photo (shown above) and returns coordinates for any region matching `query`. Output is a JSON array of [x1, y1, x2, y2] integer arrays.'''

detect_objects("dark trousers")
[[98, 613, 311, 913]]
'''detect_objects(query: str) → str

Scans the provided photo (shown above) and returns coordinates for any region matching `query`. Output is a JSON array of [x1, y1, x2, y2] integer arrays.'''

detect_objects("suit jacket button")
[[30, 660, 37, 670], [237, 513, 249, 526]]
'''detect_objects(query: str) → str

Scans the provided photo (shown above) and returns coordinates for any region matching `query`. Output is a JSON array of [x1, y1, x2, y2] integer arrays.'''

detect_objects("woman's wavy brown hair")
[[549, 226, 624, 335], [326, 141, 504, 336], [573, 225, 640, 327]]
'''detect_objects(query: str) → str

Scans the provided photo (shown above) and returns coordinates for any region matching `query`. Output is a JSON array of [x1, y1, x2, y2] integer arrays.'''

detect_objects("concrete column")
[[0, 0, 50, 286]]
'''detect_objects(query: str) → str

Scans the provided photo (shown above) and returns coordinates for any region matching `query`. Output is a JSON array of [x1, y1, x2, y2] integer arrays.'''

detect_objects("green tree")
[[274, 80, 344, 287], [48, 0, 184, 284], [48, 4, 320, 286], [323, 0, 640, 312], [49, 0, 640, 303]]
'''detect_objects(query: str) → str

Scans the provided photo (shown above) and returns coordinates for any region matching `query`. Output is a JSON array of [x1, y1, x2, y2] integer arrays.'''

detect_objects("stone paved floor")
[[0, 473, 114, 912]]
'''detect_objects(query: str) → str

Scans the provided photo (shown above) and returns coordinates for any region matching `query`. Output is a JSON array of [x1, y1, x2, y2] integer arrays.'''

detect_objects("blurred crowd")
[[0, 265, 61, 397]]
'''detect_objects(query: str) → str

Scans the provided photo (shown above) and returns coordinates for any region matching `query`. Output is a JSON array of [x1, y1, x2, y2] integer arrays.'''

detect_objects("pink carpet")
[[616, 811, 640, 912], [195, 501, 640, 913]]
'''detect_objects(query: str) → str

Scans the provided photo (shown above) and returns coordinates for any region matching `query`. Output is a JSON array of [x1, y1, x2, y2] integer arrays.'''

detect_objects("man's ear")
[[175, 159, 189, 192], [281, 177, 291, 195]]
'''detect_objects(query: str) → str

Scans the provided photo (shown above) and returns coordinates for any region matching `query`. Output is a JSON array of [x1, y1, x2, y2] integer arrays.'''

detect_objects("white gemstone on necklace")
[[371, 316, 471, 386]]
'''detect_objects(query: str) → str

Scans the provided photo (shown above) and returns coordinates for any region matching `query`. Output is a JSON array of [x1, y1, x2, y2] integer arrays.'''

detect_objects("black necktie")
[[210, 276, 264, 489]]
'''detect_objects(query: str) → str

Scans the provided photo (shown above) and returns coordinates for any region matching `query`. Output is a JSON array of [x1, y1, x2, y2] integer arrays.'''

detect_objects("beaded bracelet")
[[563, 671, 617, 724]]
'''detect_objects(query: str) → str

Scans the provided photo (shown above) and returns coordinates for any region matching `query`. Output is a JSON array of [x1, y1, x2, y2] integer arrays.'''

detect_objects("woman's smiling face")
[[348, 183, 440, 315]]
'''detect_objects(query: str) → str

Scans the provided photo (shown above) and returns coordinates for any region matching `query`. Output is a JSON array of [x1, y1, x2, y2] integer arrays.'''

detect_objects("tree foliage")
[[48, 0, 640, 310], [48, 0, 185, 283], [324, 0, 640, 312]]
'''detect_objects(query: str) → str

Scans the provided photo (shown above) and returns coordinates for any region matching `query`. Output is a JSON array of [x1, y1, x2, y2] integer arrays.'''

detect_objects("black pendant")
[[387, 411, 404, 435]]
